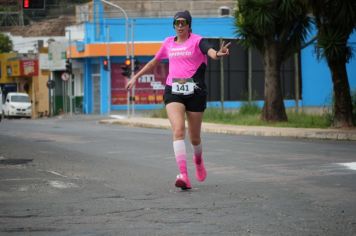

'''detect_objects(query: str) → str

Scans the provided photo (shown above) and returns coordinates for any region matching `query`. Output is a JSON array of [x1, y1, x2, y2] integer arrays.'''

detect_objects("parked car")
[[2, 92, 32, 119]]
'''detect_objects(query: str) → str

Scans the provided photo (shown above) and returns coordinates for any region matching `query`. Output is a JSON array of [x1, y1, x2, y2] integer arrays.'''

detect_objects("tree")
[[235, 0, 312, 122], [0, 33, 13, 53], [308, 0, 356, 127]]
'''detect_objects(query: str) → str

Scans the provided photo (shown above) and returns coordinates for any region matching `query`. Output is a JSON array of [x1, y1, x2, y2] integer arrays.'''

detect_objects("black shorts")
[[164, 86, 207, 112]]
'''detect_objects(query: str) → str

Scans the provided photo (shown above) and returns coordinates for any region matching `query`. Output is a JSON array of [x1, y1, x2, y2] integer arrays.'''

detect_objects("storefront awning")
[[67, 42, 162, 58]]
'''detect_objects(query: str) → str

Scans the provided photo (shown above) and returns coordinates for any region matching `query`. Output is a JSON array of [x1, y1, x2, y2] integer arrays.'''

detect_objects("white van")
[[3, 92, 32, 119]]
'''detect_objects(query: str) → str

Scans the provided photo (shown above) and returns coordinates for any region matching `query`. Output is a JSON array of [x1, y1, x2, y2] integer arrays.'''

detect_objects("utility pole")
[[105, 19, 111, 115], [66, 29, 73, 116], [130, 19, 135, 117], [248, 47, 252, 103], [19, 0, 24, 26], [294, 53, 300, 113], [219, 38, 225, 112]]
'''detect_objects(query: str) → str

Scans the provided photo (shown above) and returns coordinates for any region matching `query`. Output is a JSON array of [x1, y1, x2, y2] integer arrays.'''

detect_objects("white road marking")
[[19, 186, 29, 192], [0, 178, 42, 181], [47, 170, 68, 178], [49, 181, 78, 189], [110, 115, 126, 119], [337, 162, 356, 171], [107, 151, 122, 154]]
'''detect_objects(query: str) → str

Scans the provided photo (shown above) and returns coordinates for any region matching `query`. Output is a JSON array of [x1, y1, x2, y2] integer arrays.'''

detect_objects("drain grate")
[[0, 159, 33, 165]]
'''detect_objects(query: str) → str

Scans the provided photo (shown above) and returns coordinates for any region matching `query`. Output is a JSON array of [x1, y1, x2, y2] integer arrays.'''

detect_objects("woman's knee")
[[188, 126, 201, 145], [190, 136, 201, 146], [173, 126, 185, 140]]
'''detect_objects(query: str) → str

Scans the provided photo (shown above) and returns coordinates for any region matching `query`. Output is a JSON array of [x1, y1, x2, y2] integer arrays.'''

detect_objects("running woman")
[[126, 10, 230, 190]]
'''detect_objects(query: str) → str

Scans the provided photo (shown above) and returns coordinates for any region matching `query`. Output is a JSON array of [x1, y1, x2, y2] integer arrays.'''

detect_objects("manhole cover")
[[0, 159, 33, 165]]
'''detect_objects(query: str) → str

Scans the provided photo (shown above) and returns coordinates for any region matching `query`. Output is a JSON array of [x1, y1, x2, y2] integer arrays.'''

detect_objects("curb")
[[100, 118, 356, 141]]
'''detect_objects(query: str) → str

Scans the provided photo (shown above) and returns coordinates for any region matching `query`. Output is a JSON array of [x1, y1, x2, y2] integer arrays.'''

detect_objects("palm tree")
[[235, 0, 312, 121], [308, 0, 356, 127]]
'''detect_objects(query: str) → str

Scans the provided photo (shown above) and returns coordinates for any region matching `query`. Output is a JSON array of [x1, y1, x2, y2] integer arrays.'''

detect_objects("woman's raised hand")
[[217, 41, 231, 57]]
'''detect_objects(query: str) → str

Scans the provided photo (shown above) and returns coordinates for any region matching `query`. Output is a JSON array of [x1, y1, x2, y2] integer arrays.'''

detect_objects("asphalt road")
[[0, 116, 356, 236]]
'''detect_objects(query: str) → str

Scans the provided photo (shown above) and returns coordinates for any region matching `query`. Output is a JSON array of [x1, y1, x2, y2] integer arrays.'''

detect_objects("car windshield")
[[11, 95, 30, 103]]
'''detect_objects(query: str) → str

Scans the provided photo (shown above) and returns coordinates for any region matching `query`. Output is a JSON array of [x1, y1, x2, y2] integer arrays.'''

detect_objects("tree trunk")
[[327, 60, 354, 128], [262, 43, 288, 122]]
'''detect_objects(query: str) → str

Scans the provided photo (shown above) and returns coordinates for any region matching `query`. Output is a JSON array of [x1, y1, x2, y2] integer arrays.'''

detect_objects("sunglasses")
[[174, 19, 188, 27]]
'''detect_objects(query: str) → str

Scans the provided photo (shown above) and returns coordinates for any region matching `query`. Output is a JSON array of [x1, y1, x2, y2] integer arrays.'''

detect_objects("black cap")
[[173, 10, 192, 28]]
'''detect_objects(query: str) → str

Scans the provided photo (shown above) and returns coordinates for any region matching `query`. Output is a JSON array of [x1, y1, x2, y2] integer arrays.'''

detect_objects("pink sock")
[[192, 143, 203, 164], [173, 140, 187, 175]]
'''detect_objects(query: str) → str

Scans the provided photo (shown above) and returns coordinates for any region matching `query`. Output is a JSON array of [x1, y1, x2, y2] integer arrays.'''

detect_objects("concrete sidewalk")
[[100, 116, 356, 141]]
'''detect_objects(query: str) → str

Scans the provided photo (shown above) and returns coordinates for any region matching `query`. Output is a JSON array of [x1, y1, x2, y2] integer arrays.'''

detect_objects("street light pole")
[[100, 0, 129, 58], [100, 0, 130, 116]]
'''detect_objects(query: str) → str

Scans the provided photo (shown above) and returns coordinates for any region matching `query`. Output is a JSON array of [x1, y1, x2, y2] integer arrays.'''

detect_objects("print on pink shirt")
[[155, 33, 207, 86]]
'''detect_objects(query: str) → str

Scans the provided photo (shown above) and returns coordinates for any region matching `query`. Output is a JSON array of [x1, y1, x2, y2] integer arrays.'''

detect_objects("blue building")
[[68, 0, 356, 114]]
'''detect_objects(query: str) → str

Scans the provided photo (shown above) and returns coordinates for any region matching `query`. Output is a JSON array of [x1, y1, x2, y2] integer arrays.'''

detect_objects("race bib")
[[172, 78, 195, 95]]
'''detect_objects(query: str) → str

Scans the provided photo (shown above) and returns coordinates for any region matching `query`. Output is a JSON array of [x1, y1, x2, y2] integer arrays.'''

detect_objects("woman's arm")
[[207, 41, 231, 60], [125, 58, 160, 90]]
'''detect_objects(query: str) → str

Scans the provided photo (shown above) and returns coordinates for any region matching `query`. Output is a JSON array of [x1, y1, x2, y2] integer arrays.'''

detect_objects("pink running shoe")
[[193, 155, 207, 182], [175, 174, 192, 190]]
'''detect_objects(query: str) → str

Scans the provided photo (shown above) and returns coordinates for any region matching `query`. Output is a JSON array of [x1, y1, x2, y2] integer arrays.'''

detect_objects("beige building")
[[76, 0, 236, 23], [0, 52, 50, 118], [104, 0, 236, 17]]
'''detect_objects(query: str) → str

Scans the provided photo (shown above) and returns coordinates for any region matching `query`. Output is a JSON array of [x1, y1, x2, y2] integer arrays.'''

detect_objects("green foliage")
[[315, 28, 353, 63], [235, 0, 312, 59], [150, 109, 167, 118], [150, 108, 332, 128], [203, 109, 239, 123], [309, 0, 356, 127], [238, 102, 261, 115], [0, 33, 13, 53], [284, 112, 331, 128], [311, 0, 356, 63], [203, 109, 331, 128], [235, 0, 312, 122]]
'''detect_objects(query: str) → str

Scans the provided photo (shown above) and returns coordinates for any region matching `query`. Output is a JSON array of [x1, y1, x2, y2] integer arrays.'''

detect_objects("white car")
[[3, 92, 32, 119]]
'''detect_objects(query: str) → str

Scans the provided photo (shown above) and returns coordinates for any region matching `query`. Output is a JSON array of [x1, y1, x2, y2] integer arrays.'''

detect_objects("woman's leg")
[[187, 111, 207, 182], [166, 102, 191, 189], [186, 111, 203, 145], [166, 102, 186, 141]]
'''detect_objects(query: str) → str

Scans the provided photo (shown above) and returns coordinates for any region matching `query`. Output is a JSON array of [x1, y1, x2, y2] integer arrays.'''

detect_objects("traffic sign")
[[61, 72, 70, 81]]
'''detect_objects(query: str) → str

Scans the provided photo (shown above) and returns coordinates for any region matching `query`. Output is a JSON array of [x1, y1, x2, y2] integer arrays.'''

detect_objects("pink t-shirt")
[[155, 33, 208, 86]]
